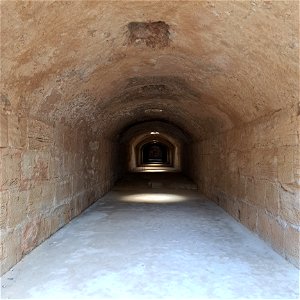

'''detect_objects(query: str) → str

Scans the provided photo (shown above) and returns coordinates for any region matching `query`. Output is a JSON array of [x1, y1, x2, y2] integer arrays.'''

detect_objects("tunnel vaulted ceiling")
[[1, 1, 299, 138]]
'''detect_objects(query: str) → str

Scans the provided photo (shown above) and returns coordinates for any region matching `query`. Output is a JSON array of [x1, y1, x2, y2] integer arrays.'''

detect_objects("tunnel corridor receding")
[[1, 0, 299, 278], [1, 173, 299, 299]]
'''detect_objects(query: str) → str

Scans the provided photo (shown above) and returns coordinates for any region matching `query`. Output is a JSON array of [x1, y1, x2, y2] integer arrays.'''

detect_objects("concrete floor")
[[1, 173, 299, 299]]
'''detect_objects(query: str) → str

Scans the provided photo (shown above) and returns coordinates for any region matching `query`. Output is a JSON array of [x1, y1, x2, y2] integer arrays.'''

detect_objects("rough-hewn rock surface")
[[0, 0, 299, 274]]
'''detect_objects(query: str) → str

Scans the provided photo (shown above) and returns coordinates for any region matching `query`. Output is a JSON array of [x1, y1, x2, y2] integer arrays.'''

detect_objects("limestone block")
[[49, 154, 63, 179], [269, 218, 285, 256], [56, 178, 72, 204], [19, 117, 28, 148], [227, 129, 243, 153], [277, 146, 296, 185], [0, 112, 8, 147], [265, 181, 279, 216], [0, 149, 21, 190], [41, 180, 56, 209], [284, 226, 300, 268], [49, 214, 60, 236], [24, 216, 52, 249], [0, 191, 9, 230], [236, 175, 246, 200], [7, 189, 28, 229], [278, 161, 294, 184], [238, 152, 255, 177], [253, 148, 278, 180], [1, 230, 22, 276], [63, 153, 73, 176], [73, 174, 85, 194], [63, 128, 74, 152], [52, 204, 66, 229], [35, 151, 50, 181], [74, 195, 82, 216], [294, 146, 300, 186], [21, 217, 41, 255], [8, 114, 22, 148], [227, 198, 242, 221], [64, 202, 72, 223], [225, 173, 238, 198], [21, 150, 36, 181], [279, 190, 300, 225], [278, 126, 298, 147], [245, 177, 266, 208], [239, 202, 257, 232], [37, 217, 52, 244], [257, 210, 272, 242], [28, 119, 54, 150], [27, 185, 43, 216]]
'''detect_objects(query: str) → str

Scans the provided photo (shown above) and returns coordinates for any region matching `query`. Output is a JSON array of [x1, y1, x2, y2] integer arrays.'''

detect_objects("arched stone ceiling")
[[1, 1, 299, 139], [119, 121, 191, 144]]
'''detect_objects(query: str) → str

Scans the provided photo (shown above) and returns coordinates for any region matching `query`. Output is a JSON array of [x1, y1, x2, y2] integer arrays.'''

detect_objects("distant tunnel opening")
[[141, 142, 170, 165], [117, 121, 192, 174]]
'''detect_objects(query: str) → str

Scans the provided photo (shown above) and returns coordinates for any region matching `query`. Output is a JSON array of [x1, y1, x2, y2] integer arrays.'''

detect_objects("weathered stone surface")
[[22, 217, 41, 255], [0, 0, 299, 275], [1, 230, 22, 274], [239, 201, 258, 233], [8, 114, 22, 148], [0, 112, 8, 147], [279, 190, 300, 226], [265, 181, 280, 216], [7, 189, 28, 229], [0, 191, 9, 230], [195, 108, 300, 267], [284, 226, 300, 268], [1, 1, 299, 138], [28, 119, 54, 150], [0, 149, 21, 190]]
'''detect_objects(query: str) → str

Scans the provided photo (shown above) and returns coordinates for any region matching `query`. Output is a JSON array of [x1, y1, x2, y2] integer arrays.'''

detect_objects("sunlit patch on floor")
[[120, 193, 188, 203], [133, 166, 179, 172]]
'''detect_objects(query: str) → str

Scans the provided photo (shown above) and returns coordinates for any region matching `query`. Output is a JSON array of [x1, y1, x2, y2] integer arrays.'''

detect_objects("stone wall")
[[0, 112, 117, 275], [192, 108, 300, 267]]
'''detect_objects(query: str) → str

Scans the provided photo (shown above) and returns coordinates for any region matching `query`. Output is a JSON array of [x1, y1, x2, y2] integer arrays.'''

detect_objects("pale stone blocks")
[[27, 185, 43, 216], [7, 189, 28, 229], [239, 201, 258, 232], [1, 230, 22, 274], [0, 113, 8, 147], [8, 114, 22, 148], [284, 226, 300, 268], [0, 191, 9, 230], [1, 115, 115, 275], [279, 190, 300, 225], [0, 149, 21, 190], [265, 181, 280, 216], [55, 178, 72, 203], [28, 119, 54, 150], [196, 108, 300, 267]]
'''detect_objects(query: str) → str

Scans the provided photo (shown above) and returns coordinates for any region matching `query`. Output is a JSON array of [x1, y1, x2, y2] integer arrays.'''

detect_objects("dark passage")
[[142, 142, 169, 164]]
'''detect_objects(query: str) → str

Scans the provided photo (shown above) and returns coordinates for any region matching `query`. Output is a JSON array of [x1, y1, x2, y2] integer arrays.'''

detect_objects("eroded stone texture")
[[0, 112, 117, 275], [193, 108, 300, 267], [1, 1, 298, 137], [0, 0, 299, 274], [127, 21, 170, 48]]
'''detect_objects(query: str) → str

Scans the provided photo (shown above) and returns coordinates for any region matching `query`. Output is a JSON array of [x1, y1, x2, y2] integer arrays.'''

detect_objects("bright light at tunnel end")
[[150, 131, 159, 135]]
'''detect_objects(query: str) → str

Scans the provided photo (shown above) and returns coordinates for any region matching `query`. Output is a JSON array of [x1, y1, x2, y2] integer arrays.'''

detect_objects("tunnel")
[[0, 1, 299, 298]]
